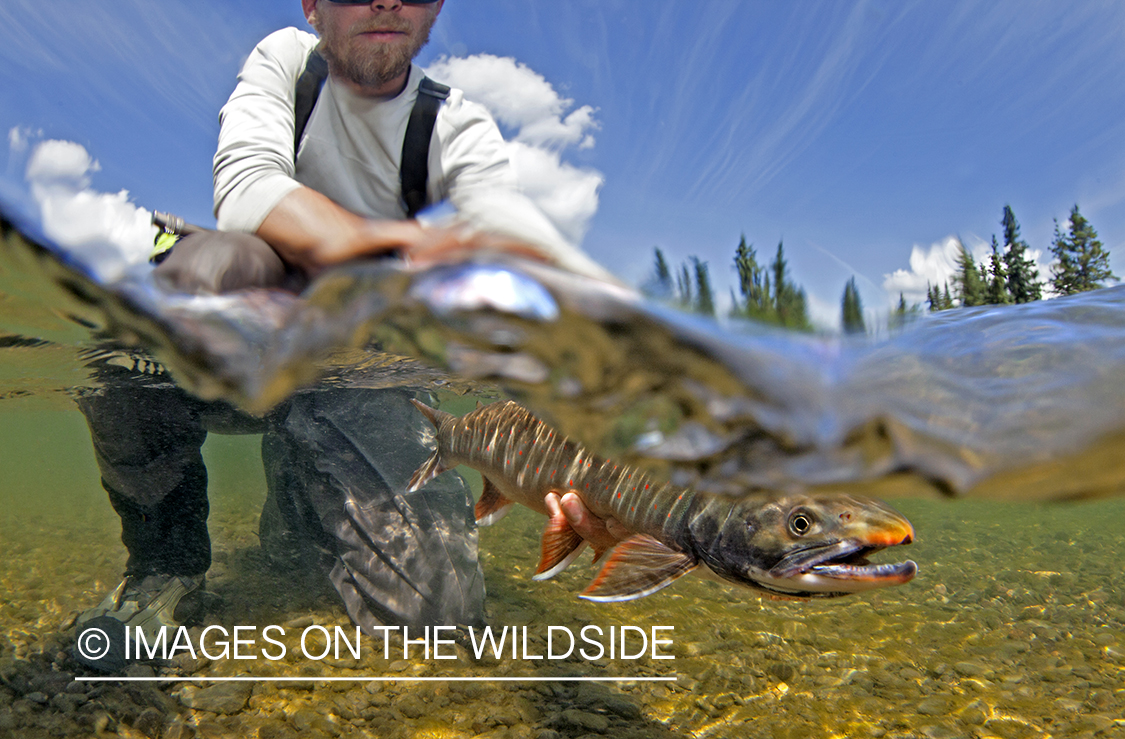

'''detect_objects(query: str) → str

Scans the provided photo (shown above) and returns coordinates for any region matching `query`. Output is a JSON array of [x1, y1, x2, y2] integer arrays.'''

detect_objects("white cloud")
[[426, 54, 599, 149], [882, 236, 971, 306], [505, 142, 602, 245], [25, 139, 100, 187], [883, 234, 1057, 306], [24, 139, 154, 282], [8, 126, 34, 156], [425, 54, 602, 244]]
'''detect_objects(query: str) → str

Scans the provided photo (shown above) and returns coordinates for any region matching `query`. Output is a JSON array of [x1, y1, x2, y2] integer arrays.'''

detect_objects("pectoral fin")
[[532, 505, 588, 581], [475, 477, 514, 525], [579, 535, 698, 602]]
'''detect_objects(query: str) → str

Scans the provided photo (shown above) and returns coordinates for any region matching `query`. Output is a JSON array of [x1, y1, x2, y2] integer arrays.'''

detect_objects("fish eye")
[[788, 510, 814, 536]]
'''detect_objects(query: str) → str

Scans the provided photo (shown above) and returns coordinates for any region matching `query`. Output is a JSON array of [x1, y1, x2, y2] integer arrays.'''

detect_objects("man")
[[76, 0, 616, 671]]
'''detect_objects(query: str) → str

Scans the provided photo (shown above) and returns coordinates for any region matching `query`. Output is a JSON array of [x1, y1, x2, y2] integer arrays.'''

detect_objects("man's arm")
[[256, 186, 429, 273]]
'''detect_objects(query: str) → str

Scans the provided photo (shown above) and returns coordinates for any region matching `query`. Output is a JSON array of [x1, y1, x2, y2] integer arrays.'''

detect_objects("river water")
[[1, 208, 1124, 737]]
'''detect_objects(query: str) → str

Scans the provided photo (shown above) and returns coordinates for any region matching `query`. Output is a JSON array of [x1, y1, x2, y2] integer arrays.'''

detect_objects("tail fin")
[[407, 451, 446, 492], [410, 398, 454, 428], [407, 399, 456, 492]]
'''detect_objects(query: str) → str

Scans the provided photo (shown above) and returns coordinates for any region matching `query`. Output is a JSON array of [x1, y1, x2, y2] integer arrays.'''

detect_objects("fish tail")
[[407, 450, 446, 492], [407, 399, 456, 492], [410, 398, 454, 428]]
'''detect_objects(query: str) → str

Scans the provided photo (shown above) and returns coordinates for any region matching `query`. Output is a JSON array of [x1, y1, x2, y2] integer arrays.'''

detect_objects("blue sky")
[[3, 0, 1124, 327]]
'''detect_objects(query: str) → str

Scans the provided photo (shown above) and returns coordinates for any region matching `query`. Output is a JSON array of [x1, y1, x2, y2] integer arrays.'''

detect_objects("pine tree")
[[927, 282, 955, 311], [984, 236, 1010, 305], [953, 241, 986, 307], [654, 248, 672, 294], [643, 247, 675, 299], [729, 235, 811, 330], [770, 241, 811, 330], [675, 263, 693, 308], [841, 277, 865, 334], [1000, 205, 1043, 303], [733, 235, 771, 318], [1049, 205, 1116, 295], [692, 257, 716, 316], [889, 292, 921, 329]]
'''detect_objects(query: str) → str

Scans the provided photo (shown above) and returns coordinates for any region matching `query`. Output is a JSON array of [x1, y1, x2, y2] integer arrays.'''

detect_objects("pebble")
[[766, 661, 797, 681], [24, 691, 49, 705], [560, 709, 610, 732], [179, 682, 252, 714], [604, 696, 642, 719], [915, 696, 952, 716], [396, 693, 426, 719], [952, 661, 986, 678]]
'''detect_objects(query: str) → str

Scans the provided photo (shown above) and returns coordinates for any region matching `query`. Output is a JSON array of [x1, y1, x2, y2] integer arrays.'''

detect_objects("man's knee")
[[153, 231, 306, 294]]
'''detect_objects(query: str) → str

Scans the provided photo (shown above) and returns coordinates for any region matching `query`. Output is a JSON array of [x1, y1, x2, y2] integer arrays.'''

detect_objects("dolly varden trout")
[[408, 400, 916, 602]]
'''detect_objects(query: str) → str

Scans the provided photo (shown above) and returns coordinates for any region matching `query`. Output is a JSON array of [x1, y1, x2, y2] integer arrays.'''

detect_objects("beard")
[[315, 11, 435, 91]]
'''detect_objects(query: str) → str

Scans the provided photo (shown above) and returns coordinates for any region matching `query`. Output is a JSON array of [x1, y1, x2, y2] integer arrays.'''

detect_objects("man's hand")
[[257, 186, 550, 276], [544, 491, 630, 553]]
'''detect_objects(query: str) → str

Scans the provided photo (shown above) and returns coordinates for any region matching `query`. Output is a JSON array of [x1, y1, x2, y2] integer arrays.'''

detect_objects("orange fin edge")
[[579, 534, 698, 602], [475, 477, 514, 525], [532, 507, 587, 581]]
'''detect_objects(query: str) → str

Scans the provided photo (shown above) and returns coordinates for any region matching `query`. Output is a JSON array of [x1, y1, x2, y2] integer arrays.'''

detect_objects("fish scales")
[[436, 402, 694, 540], [410, 399, 917, 602]]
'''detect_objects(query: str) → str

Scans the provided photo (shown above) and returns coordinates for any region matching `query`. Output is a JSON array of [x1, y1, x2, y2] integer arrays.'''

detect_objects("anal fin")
[[532, 506, 588, 581], [475, 477, 514, 526], [579, 534, 698, 602]]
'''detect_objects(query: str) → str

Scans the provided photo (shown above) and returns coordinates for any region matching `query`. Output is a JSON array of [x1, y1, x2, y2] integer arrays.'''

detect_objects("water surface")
[[2, 206, 1125, 737]]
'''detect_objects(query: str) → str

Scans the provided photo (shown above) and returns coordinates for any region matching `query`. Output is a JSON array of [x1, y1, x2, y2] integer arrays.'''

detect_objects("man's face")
[[305, 0, 443, 93]]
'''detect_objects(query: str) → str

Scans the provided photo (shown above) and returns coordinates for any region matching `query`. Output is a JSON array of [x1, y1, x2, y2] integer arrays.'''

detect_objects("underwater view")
[[1, 395, 1124, 739]]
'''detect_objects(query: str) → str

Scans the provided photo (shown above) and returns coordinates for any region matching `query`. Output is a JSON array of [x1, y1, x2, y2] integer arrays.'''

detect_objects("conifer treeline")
[[928, 204, 1114, 311], [646, 203, 1115, 333], [650, 237, 812, 330]]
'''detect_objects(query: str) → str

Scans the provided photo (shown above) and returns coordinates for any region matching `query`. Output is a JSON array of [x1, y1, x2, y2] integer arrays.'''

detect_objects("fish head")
[[691, 492, 917, 598]]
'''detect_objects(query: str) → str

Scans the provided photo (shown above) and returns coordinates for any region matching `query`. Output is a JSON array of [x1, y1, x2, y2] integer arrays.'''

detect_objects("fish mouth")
[[762, 537, 917, 596]]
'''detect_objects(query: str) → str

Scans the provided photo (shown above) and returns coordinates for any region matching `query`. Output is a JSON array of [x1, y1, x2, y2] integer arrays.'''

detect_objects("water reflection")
[[5, 209, 1125, 503]]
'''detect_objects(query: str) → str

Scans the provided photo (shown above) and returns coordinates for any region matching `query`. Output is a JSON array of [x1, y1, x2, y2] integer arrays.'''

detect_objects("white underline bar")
[[76, 676, 676, 683]]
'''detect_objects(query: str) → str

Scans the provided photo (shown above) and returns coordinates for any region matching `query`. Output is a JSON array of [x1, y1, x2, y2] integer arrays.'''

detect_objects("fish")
[[408, 400, 917, 602]]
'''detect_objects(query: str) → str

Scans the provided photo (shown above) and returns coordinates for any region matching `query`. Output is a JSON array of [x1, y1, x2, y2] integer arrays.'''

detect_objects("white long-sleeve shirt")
[[213, 28, 613, 282]]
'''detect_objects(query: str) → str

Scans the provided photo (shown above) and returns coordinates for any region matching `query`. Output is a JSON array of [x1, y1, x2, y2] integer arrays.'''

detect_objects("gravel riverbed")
[[1, 429, 1123, 739]]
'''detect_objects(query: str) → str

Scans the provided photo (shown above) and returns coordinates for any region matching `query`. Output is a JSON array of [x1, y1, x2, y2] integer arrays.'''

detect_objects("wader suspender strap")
[[293, 49, 329, 158], [399, 76, 450, 218], [293, 49, 450, 219]]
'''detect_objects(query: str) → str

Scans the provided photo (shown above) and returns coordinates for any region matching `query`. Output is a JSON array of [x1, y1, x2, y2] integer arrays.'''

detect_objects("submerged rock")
[[179, 682, 252, 714]]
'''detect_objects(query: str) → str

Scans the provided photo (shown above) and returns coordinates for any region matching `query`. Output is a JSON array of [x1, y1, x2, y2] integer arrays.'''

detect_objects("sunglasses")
[[326, 1, 439, 4]]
